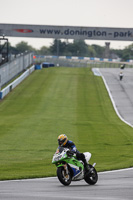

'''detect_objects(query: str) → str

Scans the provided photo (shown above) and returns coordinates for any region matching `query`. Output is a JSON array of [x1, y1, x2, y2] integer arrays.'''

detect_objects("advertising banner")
[[0, 23, 133, 41]]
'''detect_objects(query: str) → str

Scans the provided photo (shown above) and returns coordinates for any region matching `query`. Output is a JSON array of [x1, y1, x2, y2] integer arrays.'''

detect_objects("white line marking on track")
[[1, 168, 132, 182], [98, 167, 133, 174], [99, 69, 133, 128]]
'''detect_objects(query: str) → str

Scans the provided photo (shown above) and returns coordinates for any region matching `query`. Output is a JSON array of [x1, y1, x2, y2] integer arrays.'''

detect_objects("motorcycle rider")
[[58, 134, 90, 171]]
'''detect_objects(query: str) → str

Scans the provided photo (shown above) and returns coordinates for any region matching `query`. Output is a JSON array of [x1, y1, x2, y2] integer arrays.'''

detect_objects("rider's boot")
[[84, 163, 90, 172], [76, 152, 92, 173], [80, 153, 91, 172]]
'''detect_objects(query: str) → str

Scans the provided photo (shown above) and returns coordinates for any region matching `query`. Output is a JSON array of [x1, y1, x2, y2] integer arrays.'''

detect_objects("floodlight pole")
[[0, 35, 9, 64], [57, 39, 59, 57]]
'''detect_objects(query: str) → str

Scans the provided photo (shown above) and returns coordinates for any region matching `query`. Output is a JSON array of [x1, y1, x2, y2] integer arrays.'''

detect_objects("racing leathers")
[[60, 140, 89, 171]]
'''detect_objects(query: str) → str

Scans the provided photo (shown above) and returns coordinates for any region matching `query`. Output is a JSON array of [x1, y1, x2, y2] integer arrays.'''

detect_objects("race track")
[[0, 168, 133, 200], [0, 68, 133, 200], [100, 68, 133, 127]]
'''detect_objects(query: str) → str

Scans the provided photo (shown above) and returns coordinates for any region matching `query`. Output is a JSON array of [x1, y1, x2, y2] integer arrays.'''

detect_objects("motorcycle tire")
[[57, 166, 72, 186], [84, 165, 98, 185]]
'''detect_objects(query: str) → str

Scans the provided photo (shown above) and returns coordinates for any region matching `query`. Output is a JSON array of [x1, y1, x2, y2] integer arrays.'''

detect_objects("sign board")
[[0, 23, 133, 41]]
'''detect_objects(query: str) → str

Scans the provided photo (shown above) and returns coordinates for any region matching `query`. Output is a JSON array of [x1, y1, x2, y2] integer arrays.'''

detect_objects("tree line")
[[9, 39, 133, 61]]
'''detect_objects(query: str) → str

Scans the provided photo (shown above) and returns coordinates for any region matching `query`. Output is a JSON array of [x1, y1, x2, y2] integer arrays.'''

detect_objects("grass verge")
[[0, 67, 132, 180]]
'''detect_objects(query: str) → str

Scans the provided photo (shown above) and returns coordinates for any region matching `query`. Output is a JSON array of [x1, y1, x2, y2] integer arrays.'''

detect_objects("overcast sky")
[[0, 0, 133, 49]]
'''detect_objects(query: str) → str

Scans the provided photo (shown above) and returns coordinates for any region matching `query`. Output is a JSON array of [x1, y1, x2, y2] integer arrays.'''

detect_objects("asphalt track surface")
[[0, 68, 133, 199], [99, 68, 133, 127], [0, 169, 133, 200]]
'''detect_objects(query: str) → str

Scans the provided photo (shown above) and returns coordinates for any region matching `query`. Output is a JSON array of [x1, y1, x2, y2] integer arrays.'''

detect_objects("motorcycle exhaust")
[[92, 163, 96, 167]]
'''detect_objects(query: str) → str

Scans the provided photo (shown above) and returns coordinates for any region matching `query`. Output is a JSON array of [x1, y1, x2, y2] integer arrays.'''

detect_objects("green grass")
[[0, 67, 132, 180]]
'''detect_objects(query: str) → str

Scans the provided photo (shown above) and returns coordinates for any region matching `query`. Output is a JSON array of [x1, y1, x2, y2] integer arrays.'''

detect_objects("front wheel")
[[57, 166, 72, 186], [84, 165, 98, 185]]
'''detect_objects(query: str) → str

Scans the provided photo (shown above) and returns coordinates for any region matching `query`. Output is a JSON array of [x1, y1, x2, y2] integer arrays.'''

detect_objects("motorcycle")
[[52, 147, 98, 186]]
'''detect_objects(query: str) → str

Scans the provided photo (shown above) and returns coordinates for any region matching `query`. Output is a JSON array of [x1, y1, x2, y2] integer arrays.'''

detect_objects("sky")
[[0, 0, 133, 50]]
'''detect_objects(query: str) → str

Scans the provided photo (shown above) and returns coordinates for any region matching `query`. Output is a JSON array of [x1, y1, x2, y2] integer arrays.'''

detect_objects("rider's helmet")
[[58, 134, 68, 147]]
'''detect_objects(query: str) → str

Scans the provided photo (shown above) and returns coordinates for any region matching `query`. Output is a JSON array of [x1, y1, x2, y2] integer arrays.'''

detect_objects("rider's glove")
[[67, 150, 74, 157]]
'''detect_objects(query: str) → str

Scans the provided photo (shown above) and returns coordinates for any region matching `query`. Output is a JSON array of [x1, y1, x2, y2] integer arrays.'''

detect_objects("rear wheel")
[[84, 165, 98, 185], [57, 166, 72, 186]]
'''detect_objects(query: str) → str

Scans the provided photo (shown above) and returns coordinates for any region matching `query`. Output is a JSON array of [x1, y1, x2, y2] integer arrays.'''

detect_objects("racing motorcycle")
[[52, 147, 98, 186]]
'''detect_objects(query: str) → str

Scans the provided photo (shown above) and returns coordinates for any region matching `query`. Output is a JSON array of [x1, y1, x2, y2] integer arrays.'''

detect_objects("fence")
[[0, 52, 33, 89], [33, 55, 133, 68], [0, 65, 35, 99]]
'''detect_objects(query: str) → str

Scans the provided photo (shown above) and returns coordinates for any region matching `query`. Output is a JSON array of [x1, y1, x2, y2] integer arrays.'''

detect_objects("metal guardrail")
[[0, 65, 35, 99], [0, 52, 33, 90], [33, 55, 133, 68]]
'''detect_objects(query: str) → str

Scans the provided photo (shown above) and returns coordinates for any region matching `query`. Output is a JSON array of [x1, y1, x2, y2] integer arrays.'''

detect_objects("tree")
[[112, 44, 133, 61], [7, 42, 19, 54], [38, 46, 50, 55], [8, 39, 133, 61], [49, 39, 67, 56], [92, 45, 105, 58], [125, 44, 133, 60], [88, 45, 97, 57], [49, 39, 89, 56], [72, 40, 89, 56], [66, 42, 75, 56], [15, 41, 36, 53]]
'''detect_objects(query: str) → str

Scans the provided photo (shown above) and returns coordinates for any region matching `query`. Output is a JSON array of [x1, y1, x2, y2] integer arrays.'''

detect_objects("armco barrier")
[[0, 65, 35, 99], [33, 55, 133, 68], [33, 55, 121, 62], [0, 52, 33, 88]]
